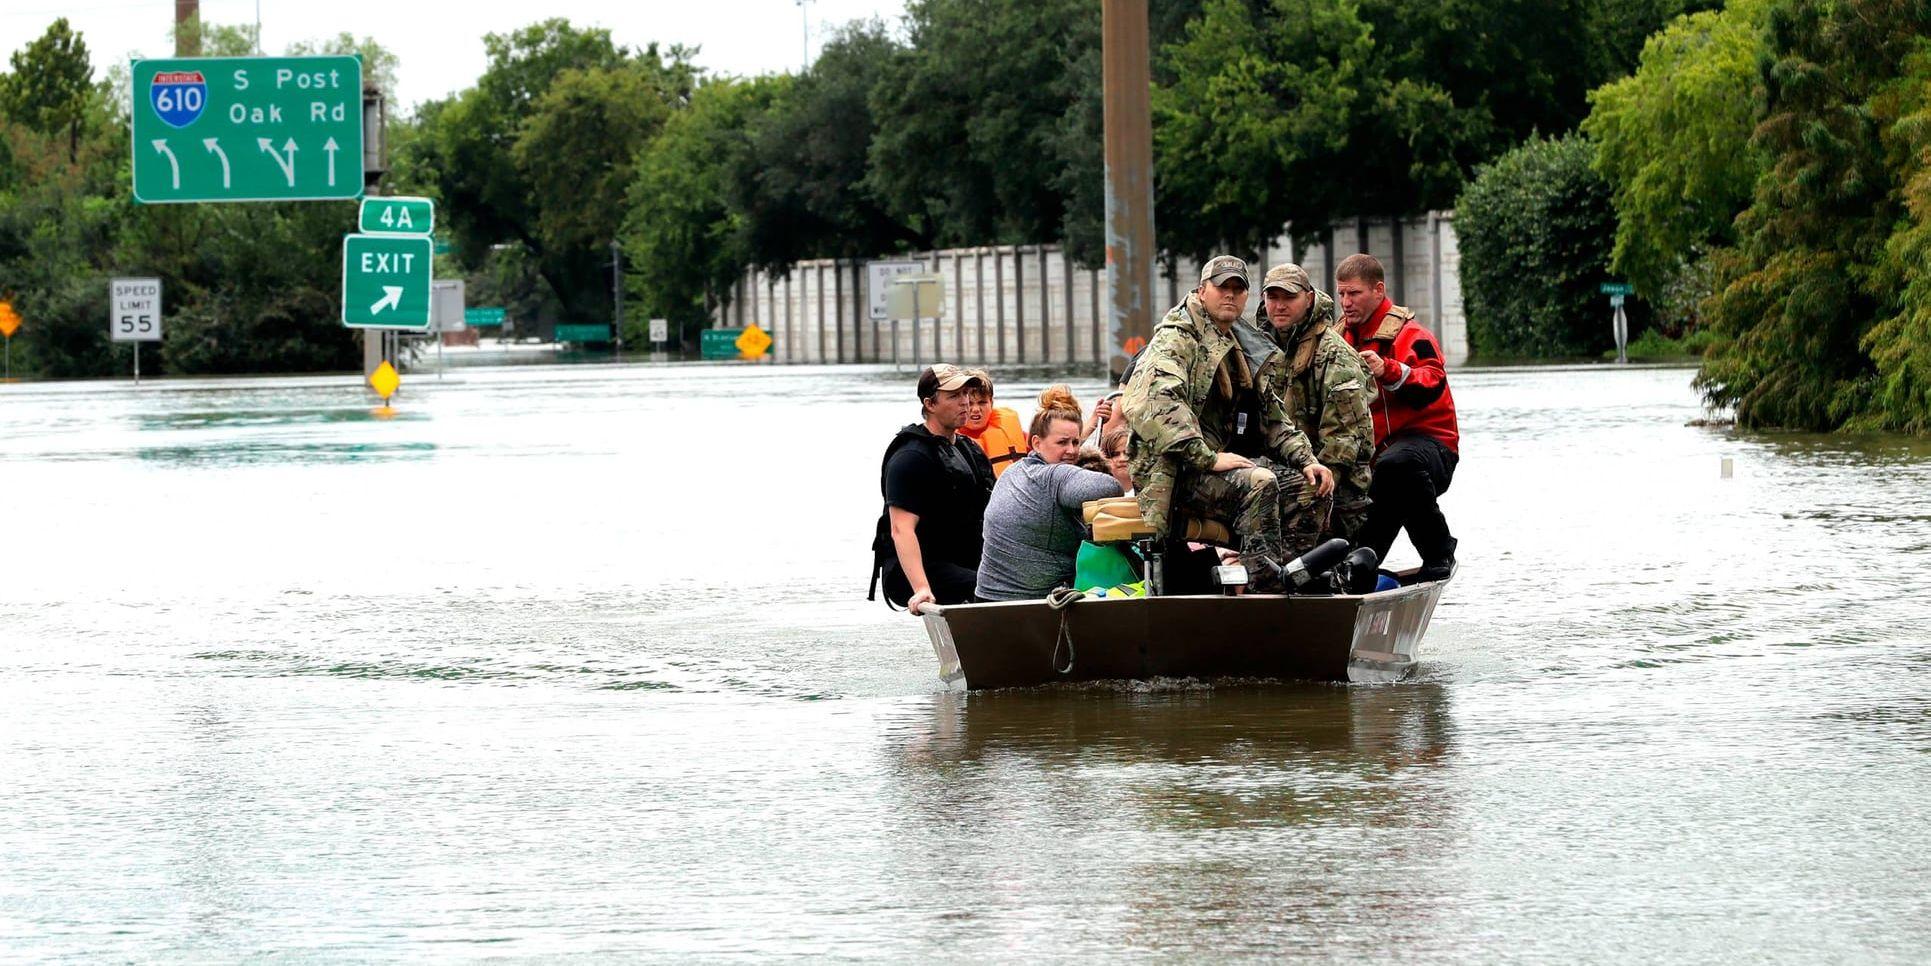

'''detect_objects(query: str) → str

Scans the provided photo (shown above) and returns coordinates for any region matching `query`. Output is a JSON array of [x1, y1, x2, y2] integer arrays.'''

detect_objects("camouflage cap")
[[1262, 263, 1312, 295], [917, 363, 986, 399], [1198, 254, 1249, 287]]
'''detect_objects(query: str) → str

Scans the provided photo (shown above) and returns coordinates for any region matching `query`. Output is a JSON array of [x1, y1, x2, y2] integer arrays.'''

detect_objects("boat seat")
[[1082, 498, 1234, 547]]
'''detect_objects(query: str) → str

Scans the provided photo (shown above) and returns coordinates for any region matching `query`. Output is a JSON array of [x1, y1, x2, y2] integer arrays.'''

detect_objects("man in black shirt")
[[874, 364, 995, 614]]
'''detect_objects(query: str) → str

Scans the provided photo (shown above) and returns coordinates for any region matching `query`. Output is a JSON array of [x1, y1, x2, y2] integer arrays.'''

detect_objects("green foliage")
[[1583, 0, 1769, 297], [400, 20, 684, 326], [1696, 0, 1924, 431], [1857, 46, 1931, 433], [1455, 134, 1620, 357], [1, 18, 97, 164], [737, 22, 917, 269], [866, 0, 1098, 254], [620, 77, 786, 345]]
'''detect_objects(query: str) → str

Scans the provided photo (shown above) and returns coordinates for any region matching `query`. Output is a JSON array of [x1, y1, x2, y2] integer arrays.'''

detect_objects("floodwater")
[[2, 362, 1927, 961]]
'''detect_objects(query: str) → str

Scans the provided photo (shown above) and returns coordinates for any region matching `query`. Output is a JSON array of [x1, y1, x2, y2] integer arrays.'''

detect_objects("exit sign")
[[132, 55, 362, 203], [360, 196, 434, 234]]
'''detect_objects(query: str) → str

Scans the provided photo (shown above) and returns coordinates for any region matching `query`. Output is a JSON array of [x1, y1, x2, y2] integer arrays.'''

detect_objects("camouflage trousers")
[[1327, 466, 1372, 543], [1172, 457, 1333, 562]]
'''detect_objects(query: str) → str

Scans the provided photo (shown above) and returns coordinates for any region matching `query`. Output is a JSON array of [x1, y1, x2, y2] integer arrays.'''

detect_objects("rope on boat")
[[1046, 586, 1086, 675]]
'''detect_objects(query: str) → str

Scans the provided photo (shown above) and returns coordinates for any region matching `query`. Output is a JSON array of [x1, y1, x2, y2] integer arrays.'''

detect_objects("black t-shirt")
[[883, 425, 994, 569]]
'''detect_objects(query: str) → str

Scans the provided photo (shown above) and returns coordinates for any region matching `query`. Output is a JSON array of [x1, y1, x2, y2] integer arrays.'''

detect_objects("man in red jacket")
[[1334, 253, 1459, 580]]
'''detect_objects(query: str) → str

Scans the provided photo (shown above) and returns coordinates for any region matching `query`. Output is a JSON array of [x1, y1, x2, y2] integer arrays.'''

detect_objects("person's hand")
[[1358, 349, 1387, 379], [1304, 462, 1335, 498], [1092, 397, 1115, 425], [906, 588, 937, 615], [1211, 452, 1255, 473]]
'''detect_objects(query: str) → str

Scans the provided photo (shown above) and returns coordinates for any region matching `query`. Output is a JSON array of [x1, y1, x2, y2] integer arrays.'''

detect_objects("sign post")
[[111, 277, 163, 383], [1601, 282, 1633, 364], [0, 300, 19, 380], [132, 55, 363, 203]]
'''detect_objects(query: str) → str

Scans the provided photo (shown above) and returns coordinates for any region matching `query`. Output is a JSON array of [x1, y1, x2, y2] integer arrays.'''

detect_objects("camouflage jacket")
[[1250, 292, 1373, 501], [1122, 293, 1314, 536]]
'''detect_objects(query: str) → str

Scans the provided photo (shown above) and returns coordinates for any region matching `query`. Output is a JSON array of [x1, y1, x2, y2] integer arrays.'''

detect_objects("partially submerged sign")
[[867, 259, 926, 321], [735, 324, 772, 358], [132, 55, 363, 203], [341, 234, 433, 329]]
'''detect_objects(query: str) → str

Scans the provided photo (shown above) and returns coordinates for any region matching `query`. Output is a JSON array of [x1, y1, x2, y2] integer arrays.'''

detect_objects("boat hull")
[[922, 572, 1451, 689]]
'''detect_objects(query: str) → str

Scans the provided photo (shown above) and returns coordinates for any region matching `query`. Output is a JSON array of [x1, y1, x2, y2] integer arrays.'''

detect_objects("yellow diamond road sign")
[[0, 301, 20, 337], [368, 360, 400, 401], [736, 324, 772, 358]]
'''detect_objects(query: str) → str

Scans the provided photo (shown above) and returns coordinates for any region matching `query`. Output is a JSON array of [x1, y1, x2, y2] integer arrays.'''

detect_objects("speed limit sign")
[[110, 277, 162, 342]]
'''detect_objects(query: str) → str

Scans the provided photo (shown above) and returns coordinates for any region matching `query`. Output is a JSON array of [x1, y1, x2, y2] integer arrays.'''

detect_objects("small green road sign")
[[133, 55, 363, 203], [554, 323, 612, 344], [701, 328, 746, 359], [360, 196, 434, 234], [465, 306, 505, 327], [1600, 281, 1634, 296], [342, 234, 433, 329]]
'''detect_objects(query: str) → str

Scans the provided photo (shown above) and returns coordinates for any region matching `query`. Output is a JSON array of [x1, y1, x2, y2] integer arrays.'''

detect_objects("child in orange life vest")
[[959, 369, 1030, 478]]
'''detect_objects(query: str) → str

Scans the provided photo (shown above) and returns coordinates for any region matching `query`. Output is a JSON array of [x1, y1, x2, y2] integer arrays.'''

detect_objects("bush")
[[1455, 134, 1623, 358]]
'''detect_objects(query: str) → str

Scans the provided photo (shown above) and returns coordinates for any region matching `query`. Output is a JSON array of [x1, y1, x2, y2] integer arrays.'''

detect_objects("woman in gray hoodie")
[[975, 386, 1126, 601]]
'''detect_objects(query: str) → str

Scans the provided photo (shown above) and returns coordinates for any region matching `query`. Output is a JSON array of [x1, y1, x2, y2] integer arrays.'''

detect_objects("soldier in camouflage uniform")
[[1120, 255, 1336, 590], [1251, 264, 1375, 542]]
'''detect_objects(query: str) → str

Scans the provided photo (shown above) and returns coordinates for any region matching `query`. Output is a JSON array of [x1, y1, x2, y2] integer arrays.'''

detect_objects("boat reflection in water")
[[885, 681, 1458, 950]]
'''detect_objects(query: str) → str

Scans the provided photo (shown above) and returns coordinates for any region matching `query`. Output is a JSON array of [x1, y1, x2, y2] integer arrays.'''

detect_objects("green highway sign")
[[465, 306, 505, 326], [554, 323, 612, 343], [1600, 281, 1634, 296], [342, 234, 433, 329], [132, 55, 363, 203], [360, 196, 434, 234]]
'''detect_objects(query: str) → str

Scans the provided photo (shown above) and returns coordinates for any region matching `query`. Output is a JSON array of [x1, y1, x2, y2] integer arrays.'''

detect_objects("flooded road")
[[2, 363, 1927, 960]]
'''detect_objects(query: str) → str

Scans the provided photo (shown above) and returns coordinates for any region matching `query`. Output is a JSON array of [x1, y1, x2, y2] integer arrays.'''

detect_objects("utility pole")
[[796, 0, 813, 71], [1102, 0, 1155, 381], [174, 0, 200, 56], [611, 240, 624, 360]]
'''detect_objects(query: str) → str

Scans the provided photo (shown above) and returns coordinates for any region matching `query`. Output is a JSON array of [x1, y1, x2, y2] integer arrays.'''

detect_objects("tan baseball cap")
[[1262, 263, 1312, 295], [917, 363, 986, 398], [1198, 254, 1249, 287]]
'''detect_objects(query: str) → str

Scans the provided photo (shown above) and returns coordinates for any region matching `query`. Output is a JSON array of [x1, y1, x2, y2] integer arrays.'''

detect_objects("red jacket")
[[1344, 299, 1459, 453]]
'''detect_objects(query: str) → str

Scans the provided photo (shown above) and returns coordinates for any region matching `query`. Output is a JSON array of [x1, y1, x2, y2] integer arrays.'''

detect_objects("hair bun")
[[1037, 384, 1081, 416]]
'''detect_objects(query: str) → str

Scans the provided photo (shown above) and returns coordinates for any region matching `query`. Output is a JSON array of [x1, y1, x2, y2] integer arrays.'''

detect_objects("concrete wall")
[[717, 212, 1467, 367]]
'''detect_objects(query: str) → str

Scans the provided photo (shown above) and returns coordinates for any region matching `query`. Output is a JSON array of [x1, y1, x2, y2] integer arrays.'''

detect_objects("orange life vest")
[[961, 406, 1029, 478]]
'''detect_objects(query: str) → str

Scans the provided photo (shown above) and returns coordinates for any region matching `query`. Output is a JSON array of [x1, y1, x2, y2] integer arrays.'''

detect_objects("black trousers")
[[1356, 434, 1458, 569], [881, 559, 981, 609]]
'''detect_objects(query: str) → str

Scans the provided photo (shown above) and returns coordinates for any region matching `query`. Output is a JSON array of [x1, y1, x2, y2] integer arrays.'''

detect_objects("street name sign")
[[110, 277, 163, 341], [132, 55, 363, 203], [465, 307, 505, 327], [1600, 281, 1634, 296], [342, 234, 433, 329], [361, 196, 434, 234]]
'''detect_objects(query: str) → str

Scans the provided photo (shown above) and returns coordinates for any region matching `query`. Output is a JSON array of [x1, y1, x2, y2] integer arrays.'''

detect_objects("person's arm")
[[1052, 465, 1126, 513], [888, 506, 937, 614], [1120, 329, 1218, 473], [1320, 351, 1374, 471], [1365, 327, 1449, 405]]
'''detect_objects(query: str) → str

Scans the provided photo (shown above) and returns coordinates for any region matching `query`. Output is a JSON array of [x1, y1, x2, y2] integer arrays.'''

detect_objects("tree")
[[403, 20, 647, 327], [1695, 0, 1922, 430], [1, 19, 96, 163], [621, 77, 787, 345], [737, 22, 920, 269], [1583, 0, 1769, 298], [1455, 135, 1619, 358]]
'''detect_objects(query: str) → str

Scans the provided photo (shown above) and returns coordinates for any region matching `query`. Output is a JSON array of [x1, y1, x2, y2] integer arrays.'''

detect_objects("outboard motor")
[[1258, 538, 1351, 594], [1332, 546, 1382, 595]]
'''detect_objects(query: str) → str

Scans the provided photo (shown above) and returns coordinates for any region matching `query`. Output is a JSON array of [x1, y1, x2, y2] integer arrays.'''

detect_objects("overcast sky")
[[1, 0, 909, 111]]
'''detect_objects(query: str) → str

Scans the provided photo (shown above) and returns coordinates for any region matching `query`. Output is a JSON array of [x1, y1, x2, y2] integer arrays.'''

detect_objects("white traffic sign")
[[649, 317, 669, 343], [111, 277, 163, 342], [868, 259, 926, 321]]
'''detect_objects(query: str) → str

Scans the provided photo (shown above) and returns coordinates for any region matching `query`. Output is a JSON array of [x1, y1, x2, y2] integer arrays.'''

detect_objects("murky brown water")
[[2, 363, 1926, 960]]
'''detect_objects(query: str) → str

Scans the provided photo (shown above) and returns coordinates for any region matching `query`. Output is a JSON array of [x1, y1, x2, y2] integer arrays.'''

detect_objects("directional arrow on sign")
[[151, 139, 180, 189], [203, 137, 230, 188], [323, 137, 339, 188], [258, 137, 298, 187], [370, 286, 403, 315]]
